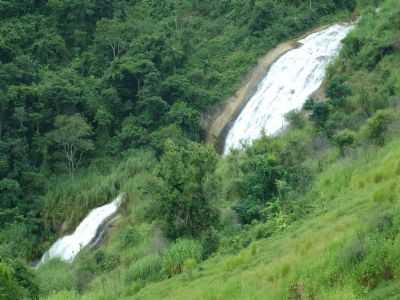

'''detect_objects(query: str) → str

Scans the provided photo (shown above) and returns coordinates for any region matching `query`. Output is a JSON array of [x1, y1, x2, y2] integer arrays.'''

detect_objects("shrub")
[[326, 75, 351, 102], [93, 250, 120, 272], [373, 173, 385, 183], [119, 226, 142, 249], [152, 141, 220, 239], [125, 254, 163, 283], [73, 249, 120, 292], [252, 222, 274, 240], [163, 239, 202, 276], [387, 236, 400, 278], [0, 260, 37, 300], [372, 185, 395, 203], [338, 237, 366, 268], [333, 129, 356, 156], [36, 259, 75, 296], [310, 102, 330, 129], [224, 252, 249, 271], [354, 239, 393, 289], [200, 228, 220, 259], [250, 243, 257, 256], [285, 110, 306, 129], [303, 98, 315, 111], [183, 258, 197, 279], [361, 110, 395, 146]]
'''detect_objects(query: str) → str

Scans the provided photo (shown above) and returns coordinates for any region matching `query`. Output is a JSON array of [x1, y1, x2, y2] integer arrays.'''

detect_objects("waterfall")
[[39, 194, 123, 265], [224, 24, 354, 154]]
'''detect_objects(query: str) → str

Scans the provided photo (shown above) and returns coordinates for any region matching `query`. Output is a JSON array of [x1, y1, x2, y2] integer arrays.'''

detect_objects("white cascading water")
[[224, 24, 354, 154], [39, 194, 123, 265]]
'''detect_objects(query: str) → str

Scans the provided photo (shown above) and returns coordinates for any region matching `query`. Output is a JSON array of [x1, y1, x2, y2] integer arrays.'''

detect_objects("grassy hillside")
[[41, 129, 400, 300], [34, 1, 400, 299], [0, 0, 355, 262], [131, 142, 400, 300], [4, 0, 400, 299]]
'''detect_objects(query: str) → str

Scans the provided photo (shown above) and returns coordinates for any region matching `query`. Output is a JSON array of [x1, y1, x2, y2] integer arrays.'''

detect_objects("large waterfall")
[[39, 194, 123, 265], [224, 24, 354, 154]]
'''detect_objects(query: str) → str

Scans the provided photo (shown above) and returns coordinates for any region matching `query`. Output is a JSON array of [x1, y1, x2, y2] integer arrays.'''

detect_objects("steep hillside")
[[3, 0, 400, 299], [0, 0, 354, 262], [131, 139, 400, 300]]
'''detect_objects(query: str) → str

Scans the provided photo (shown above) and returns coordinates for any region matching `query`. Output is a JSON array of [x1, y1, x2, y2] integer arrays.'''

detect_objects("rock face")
[[39, 194, 124, 265], [223, 24, 354, 154]]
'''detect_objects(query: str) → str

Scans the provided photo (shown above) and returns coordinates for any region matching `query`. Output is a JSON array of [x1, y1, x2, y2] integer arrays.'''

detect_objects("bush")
[[0, 259, 39, 300], [163, 239, 202, 276], [338, 237, 366, 268], [303, 98, 315, 111], [253, 222, 274, 240], [285, 110, 306, 129], [119, 226, 142, 249], [326, 75, 351, 102], [183, 258, 197, 279], [93, 250, 120, 272], [200, 228, 220, 259], [372, 184, 396, 203], [36, 259, 75, 296], [333, 129, 356, 156], [354, 239, 393, 289], [361, 110, 395, 146], [310, 102, 330, 129], [125, 254, 163, 283], [224, 251, 249, 272]]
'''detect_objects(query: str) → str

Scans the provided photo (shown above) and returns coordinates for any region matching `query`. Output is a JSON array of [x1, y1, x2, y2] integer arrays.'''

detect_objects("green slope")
[[41, 137, 400, 300], [33, 0, 400, 299], [129, 140, 400, 300]]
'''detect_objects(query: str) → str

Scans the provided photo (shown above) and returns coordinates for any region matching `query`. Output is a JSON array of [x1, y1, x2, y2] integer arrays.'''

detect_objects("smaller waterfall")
[[224, 24, 354, 154], [39, 194, 123, 265]]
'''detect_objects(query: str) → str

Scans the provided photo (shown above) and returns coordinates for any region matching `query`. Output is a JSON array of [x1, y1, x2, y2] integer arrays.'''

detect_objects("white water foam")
[[224, 24, 354, 154], [39, 194, 123, 264]]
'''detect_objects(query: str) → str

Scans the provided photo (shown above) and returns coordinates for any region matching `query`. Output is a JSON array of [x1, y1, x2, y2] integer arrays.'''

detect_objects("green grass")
[[127, 141, 400, 300], [40, 138, 400, 300], [37, 3, 399, 298]]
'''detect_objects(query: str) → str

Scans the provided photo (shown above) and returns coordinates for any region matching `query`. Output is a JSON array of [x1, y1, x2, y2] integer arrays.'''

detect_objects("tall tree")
[[152, 141, 219, 239], [46, 114, 94, 176]]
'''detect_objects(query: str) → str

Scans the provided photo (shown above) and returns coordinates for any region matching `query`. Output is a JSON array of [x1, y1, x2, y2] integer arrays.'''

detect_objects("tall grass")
[[41, 150, 157, 237]]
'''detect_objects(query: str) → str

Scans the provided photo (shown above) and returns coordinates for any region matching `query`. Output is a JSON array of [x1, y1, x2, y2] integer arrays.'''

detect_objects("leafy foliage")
[[125, 255, 163, 283], [0, 258, 38, 300], [163, 239, 202, 277], [151, 141, 220, 239], [0, 0, 357, 262]]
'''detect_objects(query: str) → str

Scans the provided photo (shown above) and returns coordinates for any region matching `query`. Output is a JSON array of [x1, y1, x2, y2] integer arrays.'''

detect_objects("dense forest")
[[0, 0, 354, 258], [3, 0, 400, 299]]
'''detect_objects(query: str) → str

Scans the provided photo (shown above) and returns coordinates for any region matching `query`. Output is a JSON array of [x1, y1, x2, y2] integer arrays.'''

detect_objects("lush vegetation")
[[4, 0, 400, 299], [0, 0, 354, 261]]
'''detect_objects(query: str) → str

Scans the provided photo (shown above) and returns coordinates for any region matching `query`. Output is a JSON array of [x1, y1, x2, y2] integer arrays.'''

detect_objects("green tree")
[[362, 110, 395, 146], [285, 110, 306, 129], [153, 141, 219, 239], [233, 146, 284, 223], [333, 129, 356, 156], [167, 101, 200, 140], [310, 102, 330, 129], [47, 114, 94, 176], [0, 179, 21, 225], [0, 261, 21, 300], [95, 18, 130, 61], [326, 76, 351, 101], [0, 259, 38, 300]]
